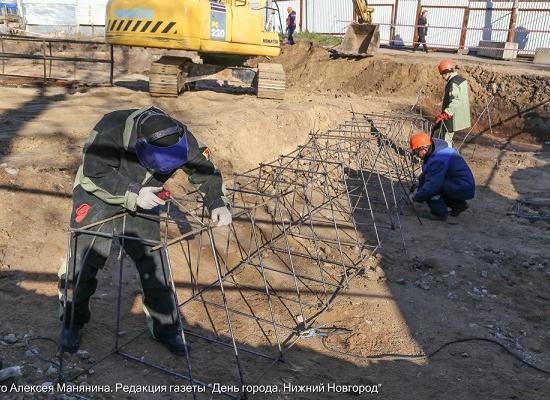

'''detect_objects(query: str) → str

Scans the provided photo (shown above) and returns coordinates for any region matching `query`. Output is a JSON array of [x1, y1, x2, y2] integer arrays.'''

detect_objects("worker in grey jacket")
[[59, 106, 231, 355], [434, 59, 472, 147], [413, 9, 429, 53]]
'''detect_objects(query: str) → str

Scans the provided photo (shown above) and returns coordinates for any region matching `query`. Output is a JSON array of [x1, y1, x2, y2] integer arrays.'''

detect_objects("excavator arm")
[[352, 0, 374, 25], [331, 0, 380, 57]]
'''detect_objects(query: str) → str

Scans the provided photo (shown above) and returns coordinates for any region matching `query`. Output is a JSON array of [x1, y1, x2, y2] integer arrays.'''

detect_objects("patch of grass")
[[294, 32, 342, 46]]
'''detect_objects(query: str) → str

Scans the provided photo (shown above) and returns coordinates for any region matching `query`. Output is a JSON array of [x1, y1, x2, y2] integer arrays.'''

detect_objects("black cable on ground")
[[24, 336, 62, 369], [321, 334, 550, 375]]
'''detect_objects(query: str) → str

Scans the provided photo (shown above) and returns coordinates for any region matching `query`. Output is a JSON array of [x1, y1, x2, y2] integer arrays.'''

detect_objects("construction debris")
[[0, 366, 22, 382], [511, 198, 550, 221]]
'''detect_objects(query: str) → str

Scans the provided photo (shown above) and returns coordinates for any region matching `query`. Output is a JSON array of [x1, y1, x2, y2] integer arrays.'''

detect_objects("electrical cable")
[[24, 336, 62, 369], [321, 332, 550, 375]]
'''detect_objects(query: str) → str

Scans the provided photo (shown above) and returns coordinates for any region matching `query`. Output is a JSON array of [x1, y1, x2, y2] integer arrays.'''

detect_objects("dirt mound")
[[275, 41, 550, 143]]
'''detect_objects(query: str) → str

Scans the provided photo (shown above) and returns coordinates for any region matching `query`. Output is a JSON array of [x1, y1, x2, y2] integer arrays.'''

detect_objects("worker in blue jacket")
[[409, 132, 475, 220]]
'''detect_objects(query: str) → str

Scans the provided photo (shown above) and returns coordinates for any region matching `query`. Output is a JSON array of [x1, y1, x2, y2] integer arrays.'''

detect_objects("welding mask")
[[135, 111, 189, 174]]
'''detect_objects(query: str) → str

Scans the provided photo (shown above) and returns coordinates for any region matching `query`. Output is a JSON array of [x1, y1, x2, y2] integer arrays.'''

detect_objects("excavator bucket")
[[335, 23, 380, 57]]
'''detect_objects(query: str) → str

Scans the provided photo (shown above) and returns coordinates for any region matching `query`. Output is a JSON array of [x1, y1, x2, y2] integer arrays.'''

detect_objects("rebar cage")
[[59, 110, 429, 398]]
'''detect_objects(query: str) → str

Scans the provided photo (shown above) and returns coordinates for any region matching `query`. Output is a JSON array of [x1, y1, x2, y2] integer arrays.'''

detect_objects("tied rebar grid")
[[59, 111, 426, 399], [511, 198, 550, 221]]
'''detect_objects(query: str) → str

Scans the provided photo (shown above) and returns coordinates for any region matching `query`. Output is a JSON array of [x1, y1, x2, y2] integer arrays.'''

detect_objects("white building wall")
[[76, 0, 108, 26], [22, 0, 75, 26], [19, 0, 108, 34]]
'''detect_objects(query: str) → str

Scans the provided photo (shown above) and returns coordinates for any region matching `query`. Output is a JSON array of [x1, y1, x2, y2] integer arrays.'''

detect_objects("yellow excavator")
[[105, 0, 285, 99], [334, 0, 380, 57]]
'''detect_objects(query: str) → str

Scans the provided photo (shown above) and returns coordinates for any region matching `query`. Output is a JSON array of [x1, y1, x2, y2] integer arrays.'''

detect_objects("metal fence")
[[274, 0, 550, 56], [0, 34, 114, 84]]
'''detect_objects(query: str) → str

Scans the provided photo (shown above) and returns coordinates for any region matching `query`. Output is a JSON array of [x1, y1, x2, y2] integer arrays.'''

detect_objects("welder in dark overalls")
[[58, 106, 231, 355]]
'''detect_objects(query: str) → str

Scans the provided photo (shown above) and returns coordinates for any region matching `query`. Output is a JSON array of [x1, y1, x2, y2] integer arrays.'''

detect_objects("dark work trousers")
[[426, 189, 470, 218], [58, 187, 179, 339], [413, 31, 428, 53], [287, 26, 296, 45]]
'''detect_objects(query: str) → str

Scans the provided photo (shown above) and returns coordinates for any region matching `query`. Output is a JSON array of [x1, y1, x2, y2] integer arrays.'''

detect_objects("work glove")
[[409, 192, 417, 203], [136, 186, 166, 210], [211, 206, 232, 227], [434, 112, 451, 123]]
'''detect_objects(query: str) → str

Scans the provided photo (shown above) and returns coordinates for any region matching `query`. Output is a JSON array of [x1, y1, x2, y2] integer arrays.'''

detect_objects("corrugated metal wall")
[[305, 0, 352, 33], [469, 0, 512, 47], [273, 0, 300, 32], [393, 0, 416, 46], [275, 0, 550, 55], [424, 0, 467, 49], [516, 2, 550, 53], [371, 2, 393, 45], [14, 0, 550, 51]]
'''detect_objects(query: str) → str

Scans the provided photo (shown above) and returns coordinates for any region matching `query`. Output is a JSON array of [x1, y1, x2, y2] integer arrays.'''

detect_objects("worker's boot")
[[426, 212, 447, 221], [450, 202, 469, 217], [158, 333, 191, 356], [61, 324, 83, 353]]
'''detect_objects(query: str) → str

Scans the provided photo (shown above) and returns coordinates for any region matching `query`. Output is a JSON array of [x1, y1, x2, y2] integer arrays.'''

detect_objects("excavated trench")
[[272, 41, 550, 145]]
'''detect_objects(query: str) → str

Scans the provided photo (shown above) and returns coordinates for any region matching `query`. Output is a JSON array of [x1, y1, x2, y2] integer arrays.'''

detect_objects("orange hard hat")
[[438, 59, 455, 74], [410, 132, 432, 151], [287, 6, 293, 13]]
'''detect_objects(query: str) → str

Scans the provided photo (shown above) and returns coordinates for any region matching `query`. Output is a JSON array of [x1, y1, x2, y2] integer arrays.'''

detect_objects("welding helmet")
[[135, 110, 189, 174]]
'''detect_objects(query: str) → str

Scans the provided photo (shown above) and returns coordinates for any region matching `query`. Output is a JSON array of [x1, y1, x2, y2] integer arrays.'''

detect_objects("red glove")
[[434, 112, 451, 123], [157, 190, 171, 200]]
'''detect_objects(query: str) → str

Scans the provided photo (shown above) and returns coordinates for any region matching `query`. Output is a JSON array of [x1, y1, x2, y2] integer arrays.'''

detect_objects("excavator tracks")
[[149, 56, 189, 98], [256, 63, 286, 100], [148, 58, 286, 100]]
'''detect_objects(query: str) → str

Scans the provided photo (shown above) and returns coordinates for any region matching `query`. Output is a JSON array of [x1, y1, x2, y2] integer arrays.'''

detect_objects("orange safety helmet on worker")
[[438, 59, 455, 75], [434, 59, 472, 147], [409, 131, 432, 152], [409, 134, 475, 220]]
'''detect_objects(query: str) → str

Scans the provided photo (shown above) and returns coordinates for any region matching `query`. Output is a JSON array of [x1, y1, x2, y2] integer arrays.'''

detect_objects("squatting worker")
[[413, 9, 428, 53], [58, 106, 232, 355], [434, 59, 472, 147], [286, 6, 297, 45], [409, 132, 475, 221]]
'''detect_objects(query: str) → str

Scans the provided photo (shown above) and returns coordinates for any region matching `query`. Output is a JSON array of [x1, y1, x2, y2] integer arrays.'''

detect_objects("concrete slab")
[[533, 48, 550, 65], [477, 40, 518, 60]]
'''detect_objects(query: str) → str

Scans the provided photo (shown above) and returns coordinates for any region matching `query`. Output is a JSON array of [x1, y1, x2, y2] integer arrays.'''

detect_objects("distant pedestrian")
[[286, 7, 297, 45], [413, 10, 429, 53]]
